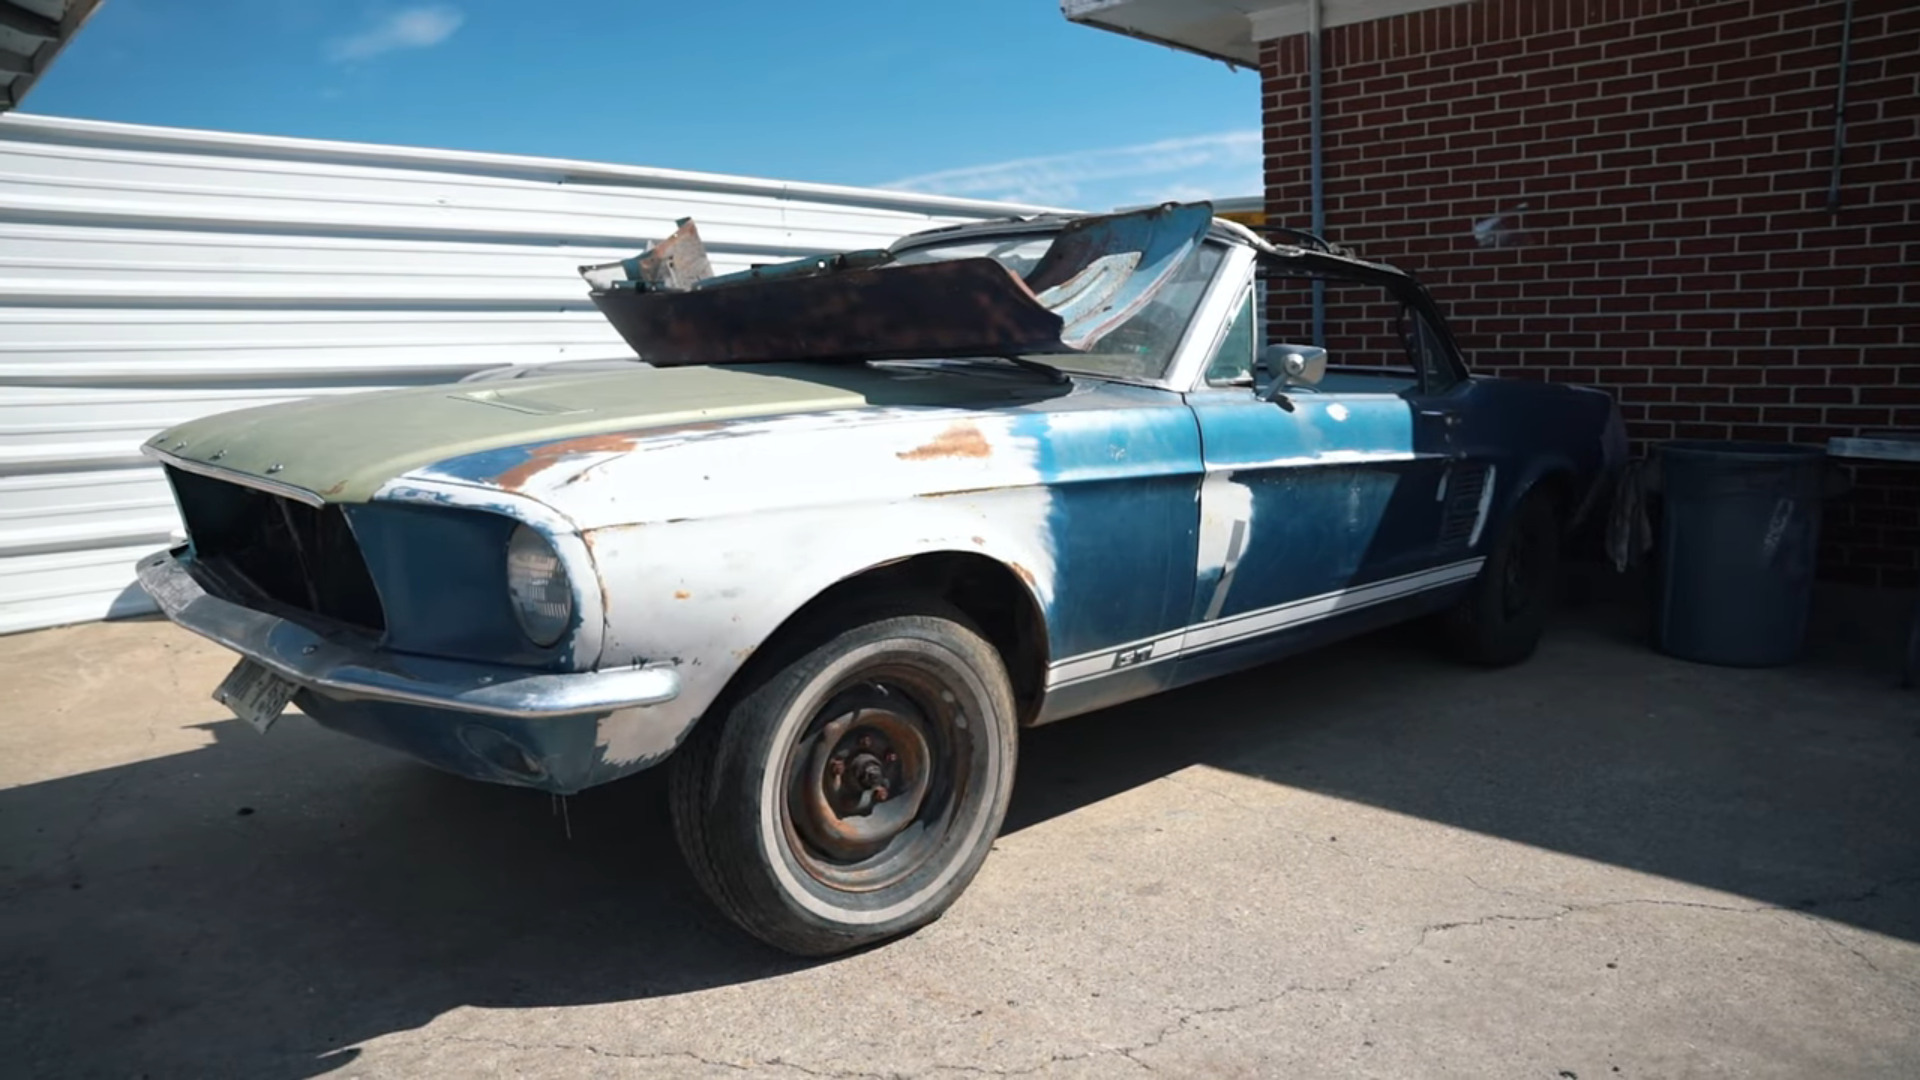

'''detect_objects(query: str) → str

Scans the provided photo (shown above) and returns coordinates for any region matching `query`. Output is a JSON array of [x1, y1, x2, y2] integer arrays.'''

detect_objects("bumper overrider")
[[137, 546, 685, 794]]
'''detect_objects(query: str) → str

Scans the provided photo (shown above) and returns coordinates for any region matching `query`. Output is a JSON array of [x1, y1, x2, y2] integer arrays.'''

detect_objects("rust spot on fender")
[[1010, 562, 1037, 588], [674, 590, 691, 600], [321, 479, 348, 498], [580, 529, 616, 635], [493, 433, 641, 491], [897, 423, 990, 461]]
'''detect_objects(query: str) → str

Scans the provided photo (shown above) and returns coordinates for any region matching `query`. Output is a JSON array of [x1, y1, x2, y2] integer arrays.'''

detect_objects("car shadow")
[[2, 598, 1915, 1077]]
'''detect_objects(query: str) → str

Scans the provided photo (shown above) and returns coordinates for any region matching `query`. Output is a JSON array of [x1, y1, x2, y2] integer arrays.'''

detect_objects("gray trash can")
[[1652, 441, 1829, 667]]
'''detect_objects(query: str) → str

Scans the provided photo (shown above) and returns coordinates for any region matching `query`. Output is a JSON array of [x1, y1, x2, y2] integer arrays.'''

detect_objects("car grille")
[[164, 465, 387, 633]]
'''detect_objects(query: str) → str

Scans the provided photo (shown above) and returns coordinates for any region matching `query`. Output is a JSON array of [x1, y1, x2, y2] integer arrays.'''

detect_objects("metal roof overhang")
[[1060, 0, 1471, 67], [1, 0, 104, 112]]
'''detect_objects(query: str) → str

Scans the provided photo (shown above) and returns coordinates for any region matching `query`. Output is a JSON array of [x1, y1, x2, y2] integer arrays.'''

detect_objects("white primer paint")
[[595, 705, 687, 768], [402, 406, 1064, 750], [1195, 472, 1255, 621]]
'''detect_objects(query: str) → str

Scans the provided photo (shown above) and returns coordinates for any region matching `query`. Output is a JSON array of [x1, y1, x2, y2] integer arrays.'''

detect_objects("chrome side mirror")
[[1261, 343, 1327, 394]]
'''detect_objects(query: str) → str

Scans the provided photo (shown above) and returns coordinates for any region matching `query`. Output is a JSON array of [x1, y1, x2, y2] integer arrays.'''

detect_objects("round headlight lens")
[[506, 524, 573, 647]]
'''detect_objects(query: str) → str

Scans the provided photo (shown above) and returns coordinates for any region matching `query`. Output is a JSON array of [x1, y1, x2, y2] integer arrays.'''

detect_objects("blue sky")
[[27, 0, 1261, 211]]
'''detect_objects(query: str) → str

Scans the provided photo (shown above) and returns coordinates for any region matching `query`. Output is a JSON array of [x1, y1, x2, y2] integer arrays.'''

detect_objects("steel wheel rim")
[[779, 664, 969, 893]]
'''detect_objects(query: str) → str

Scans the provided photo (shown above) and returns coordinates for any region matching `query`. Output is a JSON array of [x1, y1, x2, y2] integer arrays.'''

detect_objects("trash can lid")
[[1655, 440, 1828, 466]]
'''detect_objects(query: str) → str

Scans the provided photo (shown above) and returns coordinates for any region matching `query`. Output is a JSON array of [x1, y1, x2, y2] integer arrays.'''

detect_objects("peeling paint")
[[595, 706, 683, 768], [674, 590, 691, 600], [897, 423, 992, 461], [491, 433, 642, 491], [1196, 473, 1255, 622]]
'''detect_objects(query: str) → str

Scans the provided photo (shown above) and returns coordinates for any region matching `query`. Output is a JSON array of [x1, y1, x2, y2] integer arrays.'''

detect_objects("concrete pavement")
[[2, 604, 1917, 1078]]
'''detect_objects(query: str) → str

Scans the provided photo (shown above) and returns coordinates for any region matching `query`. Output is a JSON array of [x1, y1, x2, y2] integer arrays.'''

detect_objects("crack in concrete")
[[1793, 874, 1920, 911], [1804, 916, 1894, 980], [919, 905, 1566, 1077], [1101, 776, 1920, 1069], [429, 867, 1920, 1080]]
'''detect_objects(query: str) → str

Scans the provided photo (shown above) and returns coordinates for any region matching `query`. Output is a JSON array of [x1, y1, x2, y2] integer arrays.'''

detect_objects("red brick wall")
[[1261, 0, 1919, 586]]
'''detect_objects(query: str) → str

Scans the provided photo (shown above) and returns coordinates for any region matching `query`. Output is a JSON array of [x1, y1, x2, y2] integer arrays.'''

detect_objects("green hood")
[[148, 362, 990, 503]]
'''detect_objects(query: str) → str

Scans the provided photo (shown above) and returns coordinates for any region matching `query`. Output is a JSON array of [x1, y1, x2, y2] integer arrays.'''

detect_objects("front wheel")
[[1445, 489, 1560, 666], [667, 609, 1017, 956]]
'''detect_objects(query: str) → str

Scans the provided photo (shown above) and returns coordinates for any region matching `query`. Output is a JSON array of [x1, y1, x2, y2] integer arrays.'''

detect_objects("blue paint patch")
[[1013, 385, 1203, 666], [426, 443, 540, 488], [345, 503, 577, 669], [1198, 394, 1416, 470], [1187, 390, 1447, 627], [1207, 467, 1400, 621]]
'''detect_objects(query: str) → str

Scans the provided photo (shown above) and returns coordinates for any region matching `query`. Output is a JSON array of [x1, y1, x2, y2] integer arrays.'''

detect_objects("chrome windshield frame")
[[887, 221, 1246, 393]]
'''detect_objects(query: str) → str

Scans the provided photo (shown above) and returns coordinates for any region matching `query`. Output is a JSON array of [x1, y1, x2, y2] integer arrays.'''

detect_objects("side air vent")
[[1439, 464, 1491, 550]]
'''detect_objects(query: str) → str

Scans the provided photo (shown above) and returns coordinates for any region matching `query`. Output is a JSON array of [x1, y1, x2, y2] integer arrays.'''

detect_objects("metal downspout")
[[1826, 0, 1856, 214], [1308, 0, 1325, 344]]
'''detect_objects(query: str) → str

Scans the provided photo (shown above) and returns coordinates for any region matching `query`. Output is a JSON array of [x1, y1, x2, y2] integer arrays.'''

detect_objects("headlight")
[[506, 524, 573, 646]]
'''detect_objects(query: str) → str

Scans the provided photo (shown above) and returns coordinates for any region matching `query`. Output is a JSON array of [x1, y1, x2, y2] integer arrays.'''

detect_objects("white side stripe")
[[1182, 559, 1483, 653], [1047, 627, 1188, 688], [1045, 558, 1485, 690]]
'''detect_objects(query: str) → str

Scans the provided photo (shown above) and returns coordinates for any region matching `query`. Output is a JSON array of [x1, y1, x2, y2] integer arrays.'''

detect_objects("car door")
[[1171, 266, 1471, 687], [1398, 299, 1501, 562]]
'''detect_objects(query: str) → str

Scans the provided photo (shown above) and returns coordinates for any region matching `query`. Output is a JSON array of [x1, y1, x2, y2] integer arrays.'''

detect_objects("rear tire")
[[1446, 489, 1560, 666], [667, 608, 1017, 956]]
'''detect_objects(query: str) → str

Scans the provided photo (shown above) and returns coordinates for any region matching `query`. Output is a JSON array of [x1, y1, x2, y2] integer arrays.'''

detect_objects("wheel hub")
[[794, 703, 932, 861]]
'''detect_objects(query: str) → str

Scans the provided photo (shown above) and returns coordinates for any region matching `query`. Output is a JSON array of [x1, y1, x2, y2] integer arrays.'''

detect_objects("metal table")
[[1826, 432, 1920, 686]]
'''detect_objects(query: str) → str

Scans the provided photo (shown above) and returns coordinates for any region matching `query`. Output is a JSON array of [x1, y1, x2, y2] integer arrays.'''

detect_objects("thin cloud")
[[885, 131, 1261, 210], [326, 5, 465, 62]]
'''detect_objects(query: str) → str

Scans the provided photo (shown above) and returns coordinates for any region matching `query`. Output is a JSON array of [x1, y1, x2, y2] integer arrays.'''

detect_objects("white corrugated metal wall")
[[0, 114, 1051, 634]]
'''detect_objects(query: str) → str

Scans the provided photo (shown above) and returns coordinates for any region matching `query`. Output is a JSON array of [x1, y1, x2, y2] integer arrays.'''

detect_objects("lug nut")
[[884, 751, 897, 763]]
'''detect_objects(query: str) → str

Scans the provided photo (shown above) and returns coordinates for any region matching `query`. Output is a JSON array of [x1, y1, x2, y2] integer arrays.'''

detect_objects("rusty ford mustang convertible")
[[138, 202, 1624, 955]]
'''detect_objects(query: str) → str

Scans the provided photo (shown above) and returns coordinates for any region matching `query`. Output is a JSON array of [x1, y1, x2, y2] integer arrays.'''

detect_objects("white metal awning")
[[1060, 0, 1471, 67], [1, 0, 103, 111]]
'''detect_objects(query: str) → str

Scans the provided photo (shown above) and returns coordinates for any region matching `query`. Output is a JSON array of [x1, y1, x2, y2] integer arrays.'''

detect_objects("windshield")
[[890, 232, 1227, 382]]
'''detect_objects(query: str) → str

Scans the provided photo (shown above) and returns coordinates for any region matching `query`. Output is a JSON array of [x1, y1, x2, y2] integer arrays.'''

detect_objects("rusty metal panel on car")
[[585, 202, 1214, 366]]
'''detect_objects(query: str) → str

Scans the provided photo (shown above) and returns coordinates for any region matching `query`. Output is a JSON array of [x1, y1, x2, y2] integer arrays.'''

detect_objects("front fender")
[[581, 487, 1060, 748]]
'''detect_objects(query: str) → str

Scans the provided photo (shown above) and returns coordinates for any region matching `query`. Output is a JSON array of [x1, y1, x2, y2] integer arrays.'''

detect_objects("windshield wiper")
[[992, 356, 1070, 383], [871, 356, 1070, 384]]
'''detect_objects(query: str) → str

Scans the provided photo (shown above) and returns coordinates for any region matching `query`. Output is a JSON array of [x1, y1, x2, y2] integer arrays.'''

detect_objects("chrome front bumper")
[[135, 546, 679, 719]]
